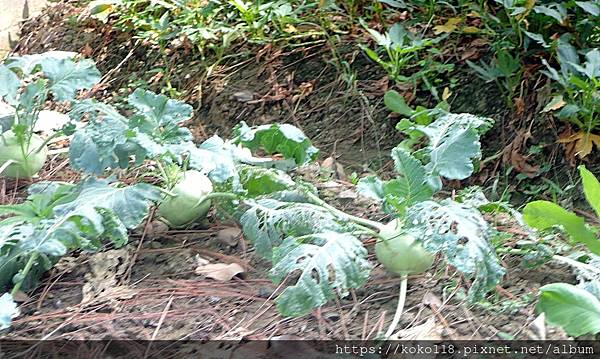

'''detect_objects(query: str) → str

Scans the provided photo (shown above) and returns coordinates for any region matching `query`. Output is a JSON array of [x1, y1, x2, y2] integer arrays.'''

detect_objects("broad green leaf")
[[69, 92, 194, 174], [523, 31, 549, 48], [582, 49, 600, 79], [388, 23, 409, 45], [357, 176, 385, 201], [357, 147, 434, 214], [41, 57, 101, 101], [240, 199, 346, 258], [0, 179, 159, 292], [579, 166, 600, 218], [541, 95, 566, 113], [405, 199, 505, 300], [378, 0, 407, 8], [189, 139, 239, 184], [416, 113, 492, 180], [574, 254, 600, 300], [533, 4, 566, 23], [384, 90, 414, 116], [0, 181, 76, 222], [537, 283, 600, 337], [271, 232, 371, 317], [0, 178, 161, 296], [70, 98, 128, 123], [5, 51, 78, 74], [70, 115, 131, 174], [14, 80, 47, 129], [575, 1, 600, 16], [0, 65, 20, 105], [233, 121, 319, 166], [0, 293, 19, 330], [54, 177, 160, 229], [362, 23, 390, 47], [88, 0, 121, 22], [557, 36, 580, 77], [523, 201, 600, 256], [238, 166, 295, 196], [128, 89, 193, 128], [389, 147, 434, 203]]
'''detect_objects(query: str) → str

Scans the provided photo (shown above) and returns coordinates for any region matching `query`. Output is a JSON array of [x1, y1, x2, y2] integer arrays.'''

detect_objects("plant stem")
[[384, 274, 408, 338], [11, 252, 38, 296], [302, 190, 384, 232], [34, 132, 61, 154], [155, 186, 177, 198], [500, 248, 600, 276], [552, 254, 600, 276], [193, 192, 241, 207], [155, 160, 171, 188]]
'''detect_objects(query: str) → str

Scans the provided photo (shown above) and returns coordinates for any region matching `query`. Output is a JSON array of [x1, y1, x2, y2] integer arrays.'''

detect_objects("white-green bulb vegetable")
[[375, 219, 434, 276], [157, 170, 214, 228], [0, 131, 48, 179]]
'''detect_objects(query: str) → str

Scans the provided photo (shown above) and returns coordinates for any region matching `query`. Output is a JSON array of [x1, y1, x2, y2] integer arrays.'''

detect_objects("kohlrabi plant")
[[0, 52, 101, 179], [0, 58, 508, 335], [383, 89, 450, 152], [0, 78, 324, 329], [523, 165, 600, 336], [0, 179, 161, 329], [357, 112, 504, 337]]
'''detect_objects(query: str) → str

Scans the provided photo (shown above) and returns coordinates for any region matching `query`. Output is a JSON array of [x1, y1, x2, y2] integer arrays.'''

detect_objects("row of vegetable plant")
[[0, 51, 505, 334], [1, 49, 598, 337]]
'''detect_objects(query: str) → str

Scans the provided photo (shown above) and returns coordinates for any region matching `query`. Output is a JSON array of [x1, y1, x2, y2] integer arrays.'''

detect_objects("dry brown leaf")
[[81, 43, 93, 57], [510, 151, 540, 178], [462, 26, 480, 33], [558, 131, 600, 159], [514, 97, 525, 116], [321, 156, 347, 180], [502, 130, 539, 177], [460, 48, 480, 61], [433, 17, 461, 34], [81, 247, 132, 304], [196, 263, 245, 281], [422, 291, 443, 308], [470, 38, 489, 47], [390, 317, 443, 340]]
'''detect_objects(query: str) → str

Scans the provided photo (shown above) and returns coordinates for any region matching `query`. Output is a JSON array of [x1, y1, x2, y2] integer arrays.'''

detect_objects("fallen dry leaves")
[[502, 130, 540, 178], [196, 261, 246, 281], [558, 131, 600, 160]]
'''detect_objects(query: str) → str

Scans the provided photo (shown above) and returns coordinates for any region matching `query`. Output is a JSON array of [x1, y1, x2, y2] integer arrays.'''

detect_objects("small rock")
[[217, 227, 242, 247], [231, 90, 254, 103], [338, 189, 358, 199], [146, 220, 169, 238]]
